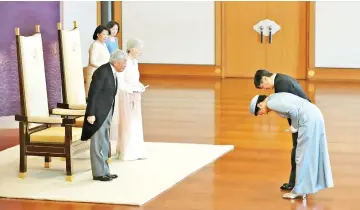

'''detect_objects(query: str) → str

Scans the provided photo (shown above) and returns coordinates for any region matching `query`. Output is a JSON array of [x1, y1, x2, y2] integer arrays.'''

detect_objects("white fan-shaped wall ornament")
[[253, 19, 281, 36]]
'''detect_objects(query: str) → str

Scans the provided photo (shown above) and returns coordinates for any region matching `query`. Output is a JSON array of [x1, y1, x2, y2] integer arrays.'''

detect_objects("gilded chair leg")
[[65, 154, 72, 182], [44, 162, 50, 168], [19, 124, 27, 178], [44, 156, 51, 168], [19, 155, 27, 178], [66, 175, 72, 182], [19, 172, 26, 179], [64, 126, 73, 182], [107, 158, 111, 164]]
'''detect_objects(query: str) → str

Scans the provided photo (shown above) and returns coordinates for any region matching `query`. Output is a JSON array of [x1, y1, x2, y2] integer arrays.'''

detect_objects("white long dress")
[[110, 58, 146, 160], [85, 40, 110, 97]]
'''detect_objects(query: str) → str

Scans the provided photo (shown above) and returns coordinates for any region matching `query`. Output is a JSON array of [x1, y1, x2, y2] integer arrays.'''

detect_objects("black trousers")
[[287, 118, 298, 185]]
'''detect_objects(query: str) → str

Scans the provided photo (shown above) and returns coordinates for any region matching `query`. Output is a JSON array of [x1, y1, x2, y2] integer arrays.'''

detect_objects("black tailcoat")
[[81, 63, 117, 141]]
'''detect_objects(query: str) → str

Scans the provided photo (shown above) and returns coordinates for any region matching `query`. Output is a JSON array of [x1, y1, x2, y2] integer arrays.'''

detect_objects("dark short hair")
[[106, 21, 120, 35], [93, 25, 110, 40], [255, 95, 267, 116], [254, 69, 273, 88]]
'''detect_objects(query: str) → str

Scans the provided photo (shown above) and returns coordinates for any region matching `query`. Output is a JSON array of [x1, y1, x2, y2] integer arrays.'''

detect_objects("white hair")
[[126, 38, 144, 52], [109, 49, 127, 63]]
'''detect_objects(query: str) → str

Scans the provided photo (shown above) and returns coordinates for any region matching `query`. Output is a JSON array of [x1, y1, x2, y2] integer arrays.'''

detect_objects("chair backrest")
[[58, 22, 86, 105], [16, 26, 50, 119]]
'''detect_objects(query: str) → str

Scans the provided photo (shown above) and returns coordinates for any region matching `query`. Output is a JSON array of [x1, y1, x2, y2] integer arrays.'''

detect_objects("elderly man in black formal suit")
[[254, 69, 310, 190], [81, 49, 127, 181]]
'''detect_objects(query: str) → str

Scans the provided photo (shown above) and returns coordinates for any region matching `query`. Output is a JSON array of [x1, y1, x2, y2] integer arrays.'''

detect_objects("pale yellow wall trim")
[[113, 1, 122, 49], [96, 1, 101, 26], [215, 2, 222, 78]]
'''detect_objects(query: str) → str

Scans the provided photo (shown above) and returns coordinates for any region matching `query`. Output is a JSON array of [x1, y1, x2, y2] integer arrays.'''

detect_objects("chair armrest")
[[51, 108, 85, 116], [15, 115, 75, 125], [57, 103, 86, 110]]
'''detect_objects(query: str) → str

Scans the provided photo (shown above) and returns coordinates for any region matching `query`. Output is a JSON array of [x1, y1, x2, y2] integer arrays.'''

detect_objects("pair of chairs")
[[14, 21, 110, 182]]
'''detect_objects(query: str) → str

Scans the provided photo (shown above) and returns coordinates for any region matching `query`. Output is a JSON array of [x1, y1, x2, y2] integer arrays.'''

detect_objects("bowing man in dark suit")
[[254, 69, 310, 190], [81, 49, 127, 181]]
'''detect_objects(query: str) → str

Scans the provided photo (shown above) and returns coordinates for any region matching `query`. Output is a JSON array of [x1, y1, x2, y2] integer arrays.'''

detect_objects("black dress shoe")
[[106, 174, 118, 179], [93, 175, 112, 181], [280, 183, 294, 190]]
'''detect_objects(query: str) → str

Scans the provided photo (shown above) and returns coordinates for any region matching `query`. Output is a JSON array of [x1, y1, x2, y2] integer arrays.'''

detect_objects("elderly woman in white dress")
[[249, 92, 334, 199], [110, 38, 147, 161], [85, 25, 111, 97]]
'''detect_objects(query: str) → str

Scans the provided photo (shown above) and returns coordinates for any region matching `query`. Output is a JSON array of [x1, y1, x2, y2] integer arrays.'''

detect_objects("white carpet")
[[0, 141, 233, 206]]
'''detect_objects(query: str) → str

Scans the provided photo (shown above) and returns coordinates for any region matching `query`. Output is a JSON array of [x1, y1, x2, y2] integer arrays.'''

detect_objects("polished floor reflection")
[[0, 77, 360, 210]]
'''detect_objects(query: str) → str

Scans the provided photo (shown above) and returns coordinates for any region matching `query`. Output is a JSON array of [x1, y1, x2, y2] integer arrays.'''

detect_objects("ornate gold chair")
[[14, 25, 87, 182], [56, 21, 111, 161]]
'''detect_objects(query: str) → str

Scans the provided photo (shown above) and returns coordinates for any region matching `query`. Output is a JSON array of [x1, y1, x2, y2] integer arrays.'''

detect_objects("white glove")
[[137, 84, 149, 93], [285, 126, 298, 133]]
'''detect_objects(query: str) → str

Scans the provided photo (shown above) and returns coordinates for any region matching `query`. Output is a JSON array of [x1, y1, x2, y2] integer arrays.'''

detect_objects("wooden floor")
[[1, 77, 360, 210]]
